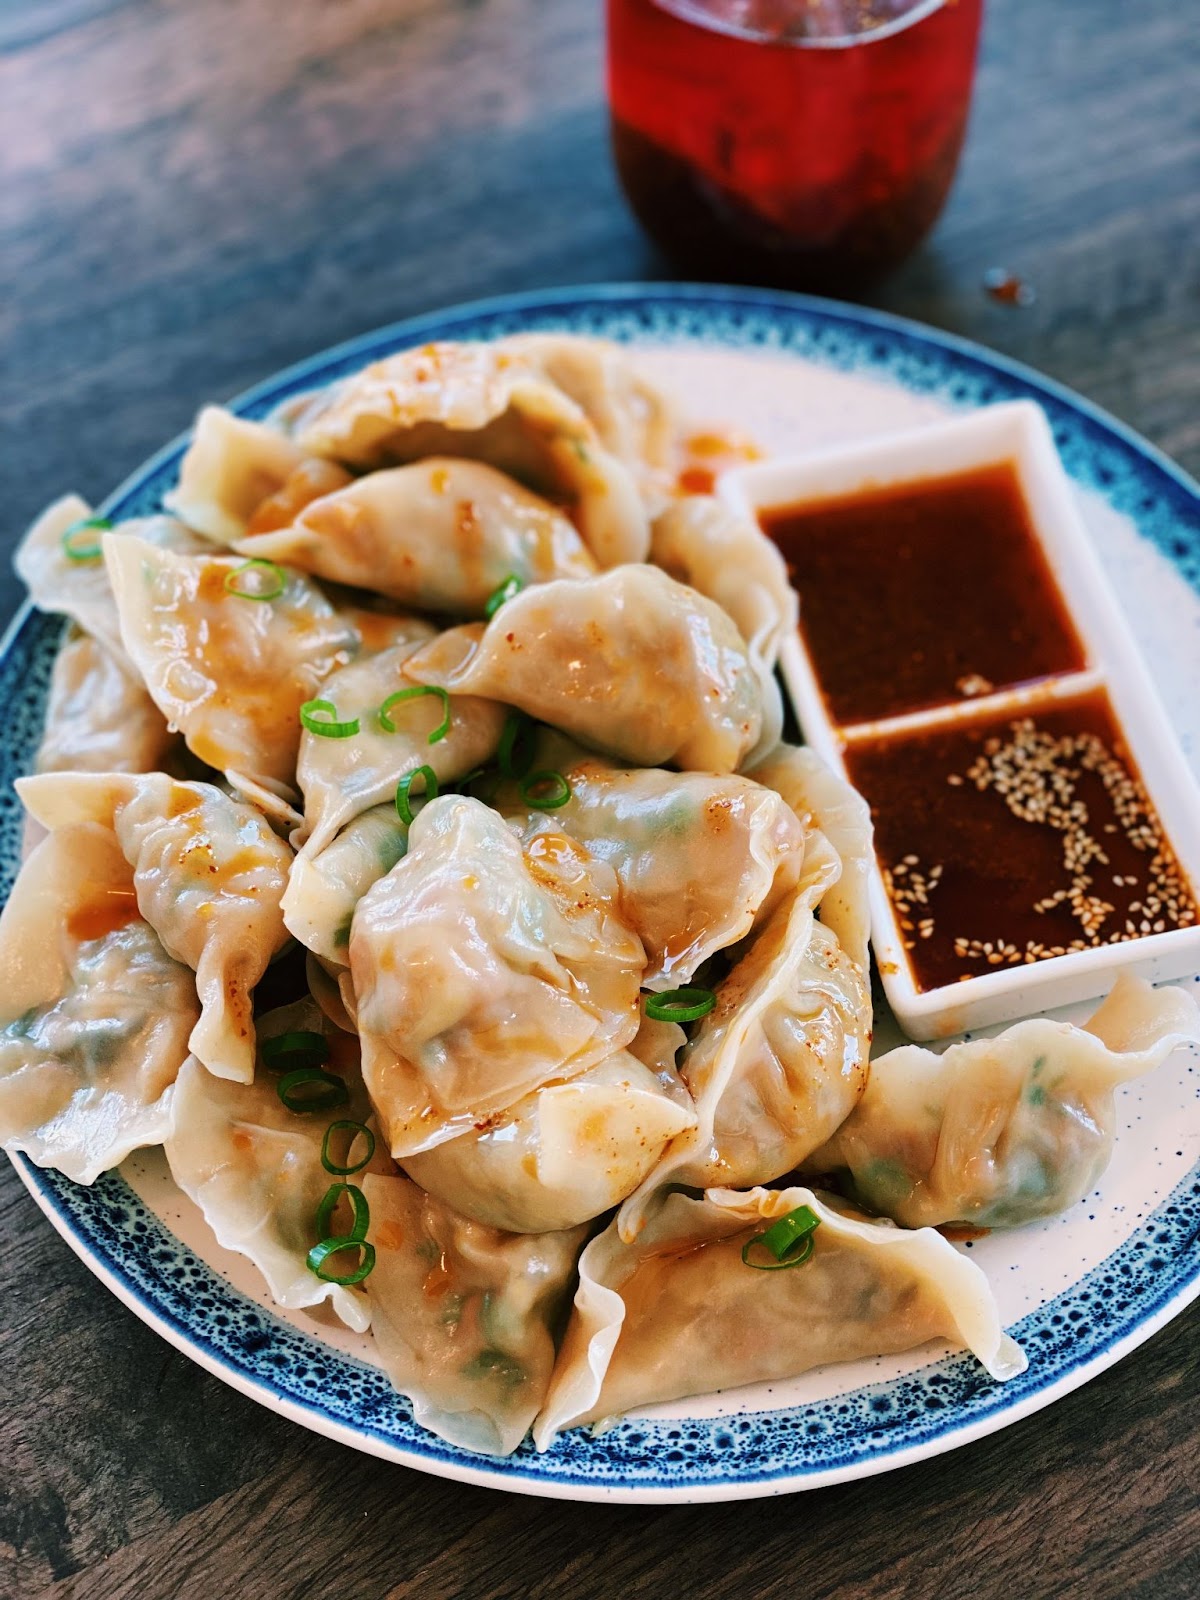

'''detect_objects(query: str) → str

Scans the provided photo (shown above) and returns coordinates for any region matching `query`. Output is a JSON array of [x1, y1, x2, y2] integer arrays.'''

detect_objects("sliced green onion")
[[378, 685, 451, 744], [315, 1181, 370, 1242], [520, 770, 571, 810], [497, 711, 538, 780], [644, 986, 716, 1023], [484, 573, 524, 619], [277, 1065, 350, 1112], [395, 764, 439, 826], [306, 1237, 376, 1285], [741, 1205, 822, 1271], [224, 558, 286, 601], [261, 1030, 330, 1073], [61, 516, 112, 562], [321, 1119, 376, 1176], [300, 698, 360, 739]]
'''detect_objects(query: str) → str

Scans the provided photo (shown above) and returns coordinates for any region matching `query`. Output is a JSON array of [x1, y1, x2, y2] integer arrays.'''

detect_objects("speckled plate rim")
[[4, 282, 1199, 1504]]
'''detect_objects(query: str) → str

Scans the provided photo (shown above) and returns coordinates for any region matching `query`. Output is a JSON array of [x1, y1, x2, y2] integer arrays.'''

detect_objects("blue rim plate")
[[4, 284, 1199, 1503]]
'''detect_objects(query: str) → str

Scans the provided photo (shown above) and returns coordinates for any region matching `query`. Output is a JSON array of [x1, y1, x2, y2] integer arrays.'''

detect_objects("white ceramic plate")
[[4, 284, 1199, 1503]]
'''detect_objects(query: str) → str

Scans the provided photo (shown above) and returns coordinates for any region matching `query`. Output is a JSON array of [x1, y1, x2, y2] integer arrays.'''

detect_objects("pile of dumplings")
[[4, 334, 1198, 1458]]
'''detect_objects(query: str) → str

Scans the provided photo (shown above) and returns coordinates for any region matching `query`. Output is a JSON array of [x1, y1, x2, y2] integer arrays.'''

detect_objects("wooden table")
[[2, 1, 1198, 1595]]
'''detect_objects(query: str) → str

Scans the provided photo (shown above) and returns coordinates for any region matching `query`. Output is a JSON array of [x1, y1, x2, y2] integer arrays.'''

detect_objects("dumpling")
[[505, 763, 804, 990], [34, 627, 178, 776], [620, 826, 871, 1236], [350, 795, 646, 1155], [402, 566, 764, 773], [403, 1044, 697, 1234], [283, 804, 408, 964], [534, 1185, 1025, 1447], [289, 340, 650, 566], [234, 459, 597, 615], [164, 405, 353, 544], [749, 743, 874, 973], [294, 621, 507, 859], [164, 1000, 383, 1332], [363, 1173, 587, 1456], [103, 532, 359, 797], [809, 974, 1200, 1229], [19, 772, 292, 1084], [0, 822, 198, 1183]]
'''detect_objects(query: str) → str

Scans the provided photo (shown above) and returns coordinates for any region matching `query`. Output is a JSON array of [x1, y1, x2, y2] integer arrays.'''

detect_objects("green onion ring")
[[395, 764, 439, 826], [300, 698, 361, 739], [644, 986, 716, 1023], [260, 1030, 330, 1073], [484, 573, 525, 619], [61, 515, 112, 562], [320, 1119, 376, 1176], [377, 685, 451, 744], [741, 1205, 822, 1271], [520, 770, 571, 810], [223, 557, 286, 601], [276, 1065, 350, 1112], [315, 1181, 370, 1243], [306, 1237, 376, 1285], [497, 711, 537, 780]]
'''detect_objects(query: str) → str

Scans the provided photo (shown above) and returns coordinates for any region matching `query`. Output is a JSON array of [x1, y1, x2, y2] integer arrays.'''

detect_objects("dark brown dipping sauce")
[[761, 462, 1088, 727], [844, 688, 1198, 992]]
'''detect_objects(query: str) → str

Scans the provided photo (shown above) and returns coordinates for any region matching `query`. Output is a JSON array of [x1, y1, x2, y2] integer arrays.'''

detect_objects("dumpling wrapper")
[[620, 825, 871, 1238], [19, 772, 292, 1084], [284, 804, 408, 965], [402, 566, 764, 774], [0, 822, 198, 1184], [164, 1000, 384, 1333], [364, 1173, 587, 1456], [505, 763, 804, 991], [235, 459, 597, 616], [103, 532, 359, 798], [164, 405, 353, 544], [534, 1185, 1026, 1448], [350, 795, 646, 1155], [809, 974, 1200, 1229], [290, 339, 650, 567], [34, 627, 178, 776]]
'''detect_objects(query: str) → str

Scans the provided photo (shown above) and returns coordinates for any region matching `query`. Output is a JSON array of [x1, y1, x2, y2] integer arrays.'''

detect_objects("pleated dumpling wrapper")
[[363, 1173, 587, 1456], [534, 1186, 1025, 1448], [809, 973, 1200, 1229], [33, 627, 178, 777], [350, 795, 646, 1156], [165, 1000, 386, 1333], [401, 566, 765, 774], [18, 773, 292, 1084], [0, 822, 198, 1184]]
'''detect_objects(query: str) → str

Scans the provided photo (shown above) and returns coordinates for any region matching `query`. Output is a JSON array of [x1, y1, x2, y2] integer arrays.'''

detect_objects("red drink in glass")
[[607, 0, 984, 291]]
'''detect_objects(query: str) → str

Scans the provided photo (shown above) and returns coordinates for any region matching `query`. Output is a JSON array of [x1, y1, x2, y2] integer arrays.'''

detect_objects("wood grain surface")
[[2, 1, 1198, 1596]]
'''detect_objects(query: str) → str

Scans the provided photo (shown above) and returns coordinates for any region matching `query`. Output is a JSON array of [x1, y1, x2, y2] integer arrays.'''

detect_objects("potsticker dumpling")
[[19, 772, 292, 1084], [284, 804, 407, 964], [402, 566, 764, 773], [235, 459, 597, 615], [350, 795, 646, 1155], [34, 628, 178, 776], [809, 974, 1200, 1229], [505, 764, 804, 990], [0, 823, 198, 1183], [290, 339, 650, 567], [164, 1001, 384, 1332], [620, 825, 871, 1238], [103, 532, 359, 799], [364, 1173, 587, 1457], [165, 406, 353, 544], [534, 1186, 1025, 1448]]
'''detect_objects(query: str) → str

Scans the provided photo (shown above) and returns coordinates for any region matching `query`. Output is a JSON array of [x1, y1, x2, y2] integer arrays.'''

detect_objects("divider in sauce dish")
[[722, 401, 1200, 1039]]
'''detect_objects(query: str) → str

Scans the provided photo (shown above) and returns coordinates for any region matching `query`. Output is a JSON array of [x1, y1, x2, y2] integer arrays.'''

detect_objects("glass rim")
[[651, 0, 955, 50]]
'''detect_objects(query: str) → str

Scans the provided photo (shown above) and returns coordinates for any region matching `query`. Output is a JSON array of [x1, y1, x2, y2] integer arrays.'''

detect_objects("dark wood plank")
[[2, 0, 1199, 1596]]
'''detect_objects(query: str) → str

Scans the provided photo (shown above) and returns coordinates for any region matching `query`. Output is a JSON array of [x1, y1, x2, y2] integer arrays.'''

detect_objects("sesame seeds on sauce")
[[845, 689, 1197, 992]]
